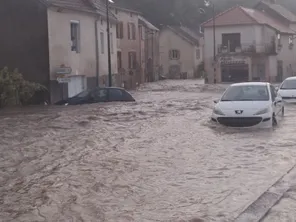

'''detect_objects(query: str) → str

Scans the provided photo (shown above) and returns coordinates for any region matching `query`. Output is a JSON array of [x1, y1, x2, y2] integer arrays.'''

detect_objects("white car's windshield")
[[280, 79, 296, 89], [221, 85, 270, 101]]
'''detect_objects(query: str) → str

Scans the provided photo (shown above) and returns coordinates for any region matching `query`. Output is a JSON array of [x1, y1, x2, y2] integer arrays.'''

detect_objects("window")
[[100, 32, 104, 54], [221, 85, 270, 101], [277, 33, 281, 46], [139, 25, 145, 40], [110, 32, 114, 54], [117, 51, 122, 69], [116, 22, 124, 39], [169, 49, 180, 60], [128, 51, 137, 69], [128, 23, 136, 40], [196, 49, 200, 60], [221, 33, 241, 52], [109, 88, 123, 101], [70, 21, 80, 53], [91, 89, 107, 102], [280, 79, 296, 89]]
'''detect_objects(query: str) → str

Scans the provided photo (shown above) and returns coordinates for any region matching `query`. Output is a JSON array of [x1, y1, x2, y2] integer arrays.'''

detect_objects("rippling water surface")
[[1, 80, 296, 222]]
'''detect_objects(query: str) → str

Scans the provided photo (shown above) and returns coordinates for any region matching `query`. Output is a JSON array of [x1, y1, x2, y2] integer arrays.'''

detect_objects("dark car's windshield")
[[280, 79, 296, 89], [221, 85, 270, 101], [74, 90, 90, 98]]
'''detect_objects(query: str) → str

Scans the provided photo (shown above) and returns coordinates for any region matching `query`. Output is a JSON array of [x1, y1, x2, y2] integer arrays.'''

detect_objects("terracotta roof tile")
[[202, 6, 294, 34]]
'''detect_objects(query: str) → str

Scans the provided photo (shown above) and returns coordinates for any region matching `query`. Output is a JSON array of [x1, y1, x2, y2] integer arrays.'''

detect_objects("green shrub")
[[0, 67, 46, 108]]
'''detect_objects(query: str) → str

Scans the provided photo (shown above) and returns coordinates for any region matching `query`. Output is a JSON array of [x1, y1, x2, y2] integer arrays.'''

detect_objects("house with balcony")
[[202, 5, 295, 84], [255, 0, 296, 80], [0, 0, 118, 103], [110, 1, 160, 89], [159, 26, 204, 79]]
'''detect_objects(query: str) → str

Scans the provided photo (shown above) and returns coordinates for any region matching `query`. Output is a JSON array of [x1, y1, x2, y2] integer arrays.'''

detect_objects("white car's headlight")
[[213, 107, 225, 115], [254, 107, 270, 115]]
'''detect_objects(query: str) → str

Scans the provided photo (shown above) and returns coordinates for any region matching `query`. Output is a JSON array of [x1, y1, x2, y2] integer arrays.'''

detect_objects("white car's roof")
[[230, 82, 269, 87], [284, 76, 296, 81]]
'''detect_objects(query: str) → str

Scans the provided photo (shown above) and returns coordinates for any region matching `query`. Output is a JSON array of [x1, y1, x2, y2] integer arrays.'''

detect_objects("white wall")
[[47, 8, 117, 81], [159, 28, 202, 78]]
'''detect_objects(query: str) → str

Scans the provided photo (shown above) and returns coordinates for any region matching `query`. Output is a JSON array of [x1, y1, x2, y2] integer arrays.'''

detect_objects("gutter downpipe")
[[95, 17, 100, 87]]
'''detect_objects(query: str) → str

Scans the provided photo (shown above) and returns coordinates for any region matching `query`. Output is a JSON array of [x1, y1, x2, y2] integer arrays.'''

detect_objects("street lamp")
[[106, 0, 114, 86], [201, 0, 216, 83]]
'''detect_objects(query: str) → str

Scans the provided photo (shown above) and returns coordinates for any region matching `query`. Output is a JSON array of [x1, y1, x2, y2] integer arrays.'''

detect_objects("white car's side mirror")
[[275, 86, 279, 91], [214, 100, 218, 104]]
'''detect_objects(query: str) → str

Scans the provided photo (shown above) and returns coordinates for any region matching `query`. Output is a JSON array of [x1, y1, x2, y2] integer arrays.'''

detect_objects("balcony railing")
[[217, 42, 277, 55]]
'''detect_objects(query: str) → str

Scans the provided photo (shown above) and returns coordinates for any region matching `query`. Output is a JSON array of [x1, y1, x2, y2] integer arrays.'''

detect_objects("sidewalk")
[[235, 163, 296, 222]]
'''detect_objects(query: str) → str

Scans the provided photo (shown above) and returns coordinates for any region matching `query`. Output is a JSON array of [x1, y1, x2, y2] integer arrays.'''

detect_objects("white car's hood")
[[278, 89, 296, 97], [216, 101, 270, 116]]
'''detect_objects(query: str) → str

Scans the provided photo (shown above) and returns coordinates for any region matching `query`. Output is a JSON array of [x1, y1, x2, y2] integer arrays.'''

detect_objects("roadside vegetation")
[[0, 67, 46, 108]]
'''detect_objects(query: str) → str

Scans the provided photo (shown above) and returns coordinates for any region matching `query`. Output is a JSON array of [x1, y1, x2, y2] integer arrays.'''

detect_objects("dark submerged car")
[[55, 87, 135, 105]]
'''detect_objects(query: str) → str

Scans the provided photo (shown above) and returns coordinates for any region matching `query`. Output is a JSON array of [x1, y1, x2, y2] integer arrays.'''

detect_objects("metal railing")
[[217, 42, 277, 55]]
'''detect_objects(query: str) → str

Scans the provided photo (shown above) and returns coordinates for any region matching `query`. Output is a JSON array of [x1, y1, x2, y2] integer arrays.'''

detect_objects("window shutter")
[[128, 23, 130, 39], [169, 50, 172, 59]]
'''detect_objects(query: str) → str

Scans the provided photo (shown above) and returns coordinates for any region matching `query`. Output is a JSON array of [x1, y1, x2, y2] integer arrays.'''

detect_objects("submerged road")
[[1, 80, 296, 221]]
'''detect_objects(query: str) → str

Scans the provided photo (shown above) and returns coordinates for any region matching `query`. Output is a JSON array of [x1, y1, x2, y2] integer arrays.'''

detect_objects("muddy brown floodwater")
[[1, 80, 296, 222]]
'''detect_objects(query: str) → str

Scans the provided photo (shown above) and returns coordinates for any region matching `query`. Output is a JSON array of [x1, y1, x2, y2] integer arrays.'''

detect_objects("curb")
[[234, 164, 296, 222]]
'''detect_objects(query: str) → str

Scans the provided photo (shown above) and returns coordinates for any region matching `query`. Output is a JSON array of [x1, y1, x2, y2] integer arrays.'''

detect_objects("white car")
[[211, 82, 284, 127], [278, 76, 296, 103]]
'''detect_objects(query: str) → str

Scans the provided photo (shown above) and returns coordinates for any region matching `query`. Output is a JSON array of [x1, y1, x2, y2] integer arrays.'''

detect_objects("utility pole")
[[213, 4, 216, 84], [106, 0, 112, 86]]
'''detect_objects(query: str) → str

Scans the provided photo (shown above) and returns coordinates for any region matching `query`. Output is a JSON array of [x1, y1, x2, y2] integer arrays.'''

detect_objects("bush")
[[0, 67, 47, 108]]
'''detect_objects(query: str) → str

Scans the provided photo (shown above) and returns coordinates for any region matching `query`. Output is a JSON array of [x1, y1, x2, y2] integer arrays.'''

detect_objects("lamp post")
[[203, 0, 216, 83], [106, 0, 113, 86]]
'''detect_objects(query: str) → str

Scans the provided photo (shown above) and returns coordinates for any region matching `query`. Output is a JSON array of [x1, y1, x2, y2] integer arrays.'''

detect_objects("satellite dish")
[[199, 8, 206, 14]]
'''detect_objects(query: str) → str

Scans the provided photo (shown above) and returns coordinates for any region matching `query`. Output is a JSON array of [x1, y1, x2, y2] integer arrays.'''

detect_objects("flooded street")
[[2, 80, 296, 222]]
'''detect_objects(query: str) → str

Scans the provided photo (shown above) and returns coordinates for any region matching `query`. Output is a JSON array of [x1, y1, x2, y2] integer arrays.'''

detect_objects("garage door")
[[68, 76, 85, 97], [221, 64, 249, 83]]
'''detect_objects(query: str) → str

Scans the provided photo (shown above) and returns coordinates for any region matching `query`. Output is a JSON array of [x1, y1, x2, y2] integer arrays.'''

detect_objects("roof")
[[202, 6, 294, 34], [138, 15, 158, 31], [256, 1, 296, 23], [111, 0, 141, 14], [165, 26, 201, 46], [284, 76, 296, 80], [44, 0, 117, 20]]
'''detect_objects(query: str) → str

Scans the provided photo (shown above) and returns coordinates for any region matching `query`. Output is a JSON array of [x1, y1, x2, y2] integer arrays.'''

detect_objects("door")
[[222, 33, 241, 52], [68, 76, 84, 97]]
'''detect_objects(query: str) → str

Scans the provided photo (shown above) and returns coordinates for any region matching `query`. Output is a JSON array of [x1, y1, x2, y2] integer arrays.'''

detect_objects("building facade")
[[159, 26, 204, 79], [0, 0, 118, 103], [202, 6, 295, 84]]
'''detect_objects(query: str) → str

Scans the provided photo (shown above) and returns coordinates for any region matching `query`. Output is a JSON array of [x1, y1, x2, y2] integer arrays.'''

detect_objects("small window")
[[169, 49, 180, 60], [128, 51, 137, 69], [100, 32, 104, 54], [289, 36, 293, 44], [70, 21, 80, 53], [196, 49, 200, 59], [139, 25, 145, 40], [116, 22, 124, 39], [128, 23, 136, 40], [117, 51, 122, 69]]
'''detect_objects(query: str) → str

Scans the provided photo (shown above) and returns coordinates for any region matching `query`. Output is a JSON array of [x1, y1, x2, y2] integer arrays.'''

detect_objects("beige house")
[[159, 26, 204, 79], [202, 5, 296, 84], [110, 2, 159, 89]]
